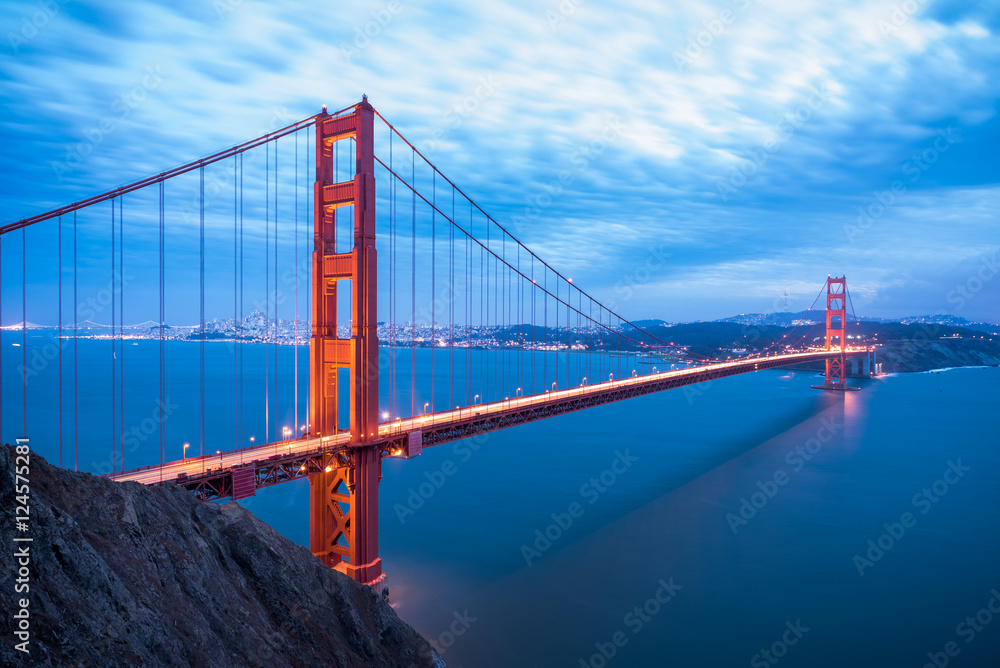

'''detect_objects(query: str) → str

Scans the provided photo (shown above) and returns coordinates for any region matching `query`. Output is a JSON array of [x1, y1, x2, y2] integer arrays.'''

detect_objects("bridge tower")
[[309, 98, 384, 592], [813, 276, 854, 391]]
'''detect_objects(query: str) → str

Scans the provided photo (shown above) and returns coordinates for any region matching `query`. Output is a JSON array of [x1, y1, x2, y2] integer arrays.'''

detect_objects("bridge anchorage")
[[3, 97, 875, 599]]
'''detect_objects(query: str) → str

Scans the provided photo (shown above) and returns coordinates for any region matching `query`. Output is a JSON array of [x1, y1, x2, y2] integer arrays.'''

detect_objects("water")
[[4, 336, 999, 666]]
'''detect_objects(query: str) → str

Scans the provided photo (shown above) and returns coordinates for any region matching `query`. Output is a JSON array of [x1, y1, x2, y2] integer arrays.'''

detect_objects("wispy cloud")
[[1, 0, 997, 321]]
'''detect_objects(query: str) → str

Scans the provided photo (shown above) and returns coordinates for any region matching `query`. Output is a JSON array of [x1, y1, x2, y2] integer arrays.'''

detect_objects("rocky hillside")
[[0, 445, 444, 668], [876, 338, 1000, 373]]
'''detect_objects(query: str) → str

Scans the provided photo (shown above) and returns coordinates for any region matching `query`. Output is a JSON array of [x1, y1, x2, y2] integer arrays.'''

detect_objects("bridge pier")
[[310, 446, 385, 595]]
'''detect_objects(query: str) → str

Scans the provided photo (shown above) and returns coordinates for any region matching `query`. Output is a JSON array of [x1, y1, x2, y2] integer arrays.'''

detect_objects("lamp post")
[[183, 442, 190, 460]]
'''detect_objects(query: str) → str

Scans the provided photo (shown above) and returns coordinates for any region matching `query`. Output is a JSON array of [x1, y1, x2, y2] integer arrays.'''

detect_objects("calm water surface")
[[4, 337, 999, 666]]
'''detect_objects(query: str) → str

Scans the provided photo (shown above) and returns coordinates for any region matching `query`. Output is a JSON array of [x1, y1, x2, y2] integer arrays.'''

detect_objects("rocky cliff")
[[876, 338, 1000, 373], [0, 445, 444, 668]]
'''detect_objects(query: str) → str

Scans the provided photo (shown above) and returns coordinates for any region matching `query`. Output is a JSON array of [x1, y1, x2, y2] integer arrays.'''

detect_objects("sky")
[[1, 0, 998, 323]]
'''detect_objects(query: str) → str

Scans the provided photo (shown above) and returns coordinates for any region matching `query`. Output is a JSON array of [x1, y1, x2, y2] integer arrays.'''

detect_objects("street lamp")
[[609, 372, 613, 382], [474, 394, 480, 405], [551, 382, 556, 392], [581, 377, 587, 386], [423, 402, 430, 415], [183, 442, 190, 459], [516, 387, 522, 397]]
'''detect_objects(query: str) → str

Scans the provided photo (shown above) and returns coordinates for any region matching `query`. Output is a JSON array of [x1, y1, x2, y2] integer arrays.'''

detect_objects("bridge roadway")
[[107, 348, 871, 500]]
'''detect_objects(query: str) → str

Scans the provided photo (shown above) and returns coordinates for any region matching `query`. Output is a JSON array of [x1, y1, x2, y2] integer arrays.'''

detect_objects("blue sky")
[[1, 0, 998, 323]]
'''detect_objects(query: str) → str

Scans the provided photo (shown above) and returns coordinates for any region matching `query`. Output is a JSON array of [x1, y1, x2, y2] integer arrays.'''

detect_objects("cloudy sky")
[[1, 0, 998, 322]]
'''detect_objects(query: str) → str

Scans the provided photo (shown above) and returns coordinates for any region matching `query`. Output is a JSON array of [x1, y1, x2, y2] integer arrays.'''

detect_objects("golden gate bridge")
[[0, 97, 874, 596]]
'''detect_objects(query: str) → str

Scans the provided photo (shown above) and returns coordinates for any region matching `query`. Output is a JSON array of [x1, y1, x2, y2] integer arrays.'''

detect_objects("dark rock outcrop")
[[876, 338, 1000, 373], [0, 445, 444, 668]]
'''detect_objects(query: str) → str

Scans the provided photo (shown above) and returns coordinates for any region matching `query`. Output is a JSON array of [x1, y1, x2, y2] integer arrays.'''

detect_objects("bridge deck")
[[107, 349, 870, 500]]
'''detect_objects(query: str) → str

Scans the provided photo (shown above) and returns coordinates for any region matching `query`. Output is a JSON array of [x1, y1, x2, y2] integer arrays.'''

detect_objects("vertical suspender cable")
[[234, 154, 238, 450], [265, 141, 270, 443], [389, 131, 395, 418], [239, 153, 245, 451], [58, 217, 62, 466], [200, 167, 205, 458], [449, 188, 454, 410], [467, 206, 471, 405], [294, 130, 299, 436], [273, 141, 278, 440], [479, 220, 490, 404], [305, 127, 311, 430], [21, 230, 25, 436], [119, 197, 124, 470], [73, 212, 78, 470], [111, 199, 116, 469], [482, 223, 490, 403], [431, 171, 435, 412], [387, 132, 393, 418], [411, 149, 416, 417], [159, 181, 165, 481]]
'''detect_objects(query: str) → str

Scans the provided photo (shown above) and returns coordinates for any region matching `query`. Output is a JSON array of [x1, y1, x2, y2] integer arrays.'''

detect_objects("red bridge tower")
[[309, 98, 385, 593]]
